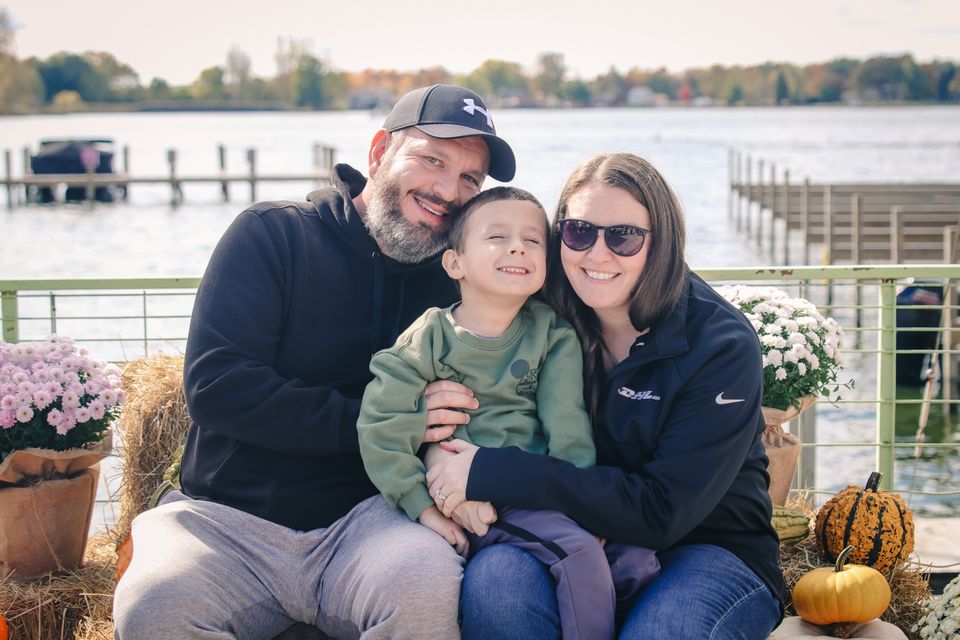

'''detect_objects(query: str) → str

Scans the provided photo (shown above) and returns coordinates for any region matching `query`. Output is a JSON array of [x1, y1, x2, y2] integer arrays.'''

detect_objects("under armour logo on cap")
[[462, 99, 494, 128], [381, 84, 516, 182]]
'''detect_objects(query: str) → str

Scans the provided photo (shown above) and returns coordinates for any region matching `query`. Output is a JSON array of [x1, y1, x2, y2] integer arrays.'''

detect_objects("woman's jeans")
[[461, 542, 782, 640]]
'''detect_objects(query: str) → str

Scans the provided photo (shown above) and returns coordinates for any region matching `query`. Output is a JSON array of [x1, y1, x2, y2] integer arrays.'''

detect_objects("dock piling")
[[167, 149, 182, 206], [85, 165, 95, 204], [736, 156, 750, 231], [247, 148, 257, 202], [754, 159, 764, 243], [802, 178, 810, 265], [219, 145, 229, 201], [767, 163, 776, 256], [122, 145, 130, 201], [323, 146, 336, 175], [783, 170, 791, 265], [728, 148, 734, 220], [21, 146, 30, 204], [890, 206, 901, 263], [4, 149, 12, 208]]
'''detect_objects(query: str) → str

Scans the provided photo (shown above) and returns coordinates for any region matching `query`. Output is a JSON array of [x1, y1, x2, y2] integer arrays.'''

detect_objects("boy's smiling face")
[[442, 199, 548, 304]]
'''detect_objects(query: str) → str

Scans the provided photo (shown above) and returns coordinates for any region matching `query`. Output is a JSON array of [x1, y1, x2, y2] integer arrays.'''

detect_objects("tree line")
[[1, 10, 958, 115]]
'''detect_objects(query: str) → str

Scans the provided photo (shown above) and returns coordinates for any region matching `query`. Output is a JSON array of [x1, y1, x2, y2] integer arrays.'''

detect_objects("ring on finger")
[[436, 489, 447, 502]]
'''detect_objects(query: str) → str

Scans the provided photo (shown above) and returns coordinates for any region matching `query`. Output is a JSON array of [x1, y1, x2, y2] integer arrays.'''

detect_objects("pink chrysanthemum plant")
[[0, 335, 123, 458], [716, 285, 846, 411]]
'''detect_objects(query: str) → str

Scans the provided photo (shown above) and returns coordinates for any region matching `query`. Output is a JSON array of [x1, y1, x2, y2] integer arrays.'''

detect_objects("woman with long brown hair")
[[428, 153, 785, 639]]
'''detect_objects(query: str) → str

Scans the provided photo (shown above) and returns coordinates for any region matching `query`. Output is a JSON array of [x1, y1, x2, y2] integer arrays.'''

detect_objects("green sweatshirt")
[[358, 298, 595, 520]]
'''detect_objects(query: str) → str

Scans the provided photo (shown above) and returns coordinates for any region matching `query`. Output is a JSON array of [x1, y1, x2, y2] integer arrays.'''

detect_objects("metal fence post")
[[1, 289, 19, 343], [877, 279, 897, 490]]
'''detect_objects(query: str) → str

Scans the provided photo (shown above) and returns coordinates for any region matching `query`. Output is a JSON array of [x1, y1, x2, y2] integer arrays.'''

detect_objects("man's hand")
[[451, 501, 498, 536], [418, 506, 469, 557], [422, 380, 479, 443]]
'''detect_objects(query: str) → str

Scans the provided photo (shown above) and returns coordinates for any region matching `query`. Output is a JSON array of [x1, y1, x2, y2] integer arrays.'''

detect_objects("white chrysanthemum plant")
[[914, 575, 960, 639], [717, 285, 846, 412]]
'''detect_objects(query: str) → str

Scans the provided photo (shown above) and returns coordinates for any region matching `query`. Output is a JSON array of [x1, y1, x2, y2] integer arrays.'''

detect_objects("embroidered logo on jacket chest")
[[617, 386, 660, 401], [511, 359, 540, 395]]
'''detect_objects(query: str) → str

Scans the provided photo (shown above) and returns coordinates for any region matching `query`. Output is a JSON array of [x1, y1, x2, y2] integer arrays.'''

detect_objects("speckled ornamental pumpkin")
[[814, 472, 914, 574]]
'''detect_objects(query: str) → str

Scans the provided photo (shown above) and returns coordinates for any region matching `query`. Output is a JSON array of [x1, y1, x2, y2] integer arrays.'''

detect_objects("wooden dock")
[[727, 149, 960, 267], [2, 144, 337, 207]]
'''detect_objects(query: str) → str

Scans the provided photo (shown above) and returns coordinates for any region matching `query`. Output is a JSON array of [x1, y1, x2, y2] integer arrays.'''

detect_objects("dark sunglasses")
[[558, 219, 651, 257]]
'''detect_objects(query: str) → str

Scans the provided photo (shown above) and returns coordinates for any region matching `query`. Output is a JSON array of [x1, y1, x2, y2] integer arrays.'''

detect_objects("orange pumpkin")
[[792, 545, 891, 626], [0, 612, 7, 640], [116, 533, 134, 582]]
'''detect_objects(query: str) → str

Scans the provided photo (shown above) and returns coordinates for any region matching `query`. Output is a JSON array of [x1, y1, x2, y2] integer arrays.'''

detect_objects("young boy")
[[358, 187, 659, 640]]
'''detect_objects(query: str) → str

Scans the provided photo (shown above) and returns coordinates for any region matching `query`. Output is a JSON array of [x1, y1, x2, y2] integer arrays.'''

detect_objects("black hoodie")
[[179, 164, 459, 530]]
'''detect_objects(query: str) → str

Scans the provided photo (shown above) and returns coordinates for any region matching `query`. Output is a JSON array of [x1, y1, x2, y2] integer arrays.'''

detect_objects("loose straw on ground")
[[0, 533, 116, 640]]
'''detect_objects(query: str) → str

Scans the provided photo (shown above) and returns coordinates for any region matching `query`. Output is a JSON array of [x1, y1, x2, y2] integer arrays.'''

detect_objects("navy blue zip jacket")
[[467, 273, 786, 605], [180, 164, 458, 531]]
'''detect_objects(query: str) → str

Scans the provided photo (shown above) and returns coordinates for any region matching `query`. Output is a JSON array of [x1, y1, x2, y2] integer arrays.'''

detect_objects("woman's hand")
[[426, 439, 479, 517], [422, 380, 479, 443], [424, 441, 496, 535]]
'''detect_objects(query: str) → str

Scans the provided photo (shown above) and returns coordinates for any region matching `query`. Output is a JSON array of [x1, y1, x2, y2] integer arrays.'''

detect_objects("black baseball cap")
[[383, 85, 516, 182]]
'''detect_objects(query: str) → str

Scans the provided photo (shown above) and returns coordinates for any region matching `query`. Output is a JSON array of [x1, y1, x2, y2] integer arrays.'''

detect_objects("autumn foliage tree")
[[0, 5, 957, 115]]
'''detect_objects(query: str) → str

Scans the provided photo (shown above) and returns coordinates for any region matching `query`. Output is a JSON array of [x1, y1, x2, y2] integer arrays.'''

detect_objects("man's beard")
[[365, 169, 452, 264]]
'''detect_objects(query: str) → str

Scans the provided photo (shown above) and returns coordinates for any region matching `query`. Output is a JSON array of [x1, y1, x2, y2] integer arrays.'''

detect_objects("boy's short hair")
[[447, 186, 547, 252]]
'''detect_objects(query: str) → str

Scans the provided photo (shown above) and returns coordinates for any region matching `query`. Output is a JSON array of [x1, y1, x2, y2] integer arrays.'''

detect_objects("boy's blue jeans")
[[461, 542, 781, 640]]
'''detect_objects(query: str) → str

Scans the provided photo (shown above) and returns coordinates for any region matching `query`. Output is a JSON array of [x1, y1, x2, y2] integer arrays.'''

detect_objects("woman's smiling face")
[[560, 182, 652, 321]]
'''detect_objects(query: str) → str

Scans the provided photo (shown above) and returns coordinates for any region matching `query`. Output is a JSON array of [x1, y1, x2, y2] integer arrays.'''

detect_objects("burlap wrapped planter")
[[0, 436, 110, 579], [761, 396, 816, 506]]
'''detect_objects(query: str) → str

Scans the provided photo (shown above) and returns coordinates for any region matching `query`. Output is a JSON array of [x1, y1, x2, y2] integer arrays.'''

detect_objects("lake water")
[[1, 106, 959, 525]]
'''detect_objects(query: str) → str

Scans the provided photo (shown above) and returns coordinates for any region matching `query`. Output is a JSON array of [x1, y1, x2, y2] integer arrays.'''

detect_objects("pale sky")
[[4, 0, 959, 85]]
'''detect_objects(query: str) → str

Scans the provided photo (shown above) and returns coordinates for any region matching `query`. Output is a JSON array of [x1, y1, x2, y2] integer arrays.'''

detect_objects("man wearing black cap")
[[113, 85, 516, 640]]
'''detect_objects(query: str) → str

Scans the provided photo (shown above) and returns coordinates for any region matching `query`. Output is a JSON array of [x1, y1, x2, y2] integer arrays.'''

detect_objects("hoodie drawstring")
[[391, 277, 409, 341], [371, 251, 384, 353]]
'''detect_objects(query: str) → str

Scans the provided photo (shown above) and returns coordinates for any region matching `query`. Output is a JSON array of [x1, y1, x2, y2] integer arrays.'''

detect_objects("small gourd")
[[792, 545, 891, 627], [814, 472, 914, 574], [773, 505, 811, 546], [1, 611, 8, 640]]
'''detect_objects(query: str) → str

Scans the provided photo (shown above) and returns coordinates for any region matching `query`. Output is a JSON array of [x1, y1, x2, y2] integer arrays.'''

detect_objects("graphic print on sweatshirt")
[[511, 359, 540, 395]]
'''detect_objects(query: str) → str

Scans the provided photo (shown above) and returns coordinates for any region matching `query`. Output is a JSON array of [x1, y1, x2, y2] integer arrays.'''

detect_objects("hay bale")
[[780, 534, 931, 639], [0, 533, 116, 640], [115, 354, 189, 540]]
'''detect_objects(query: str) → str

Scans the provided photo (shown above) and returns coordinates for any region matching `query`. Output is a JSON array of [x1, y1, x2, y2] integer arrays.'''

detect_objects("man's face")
[[365, 128, 489, 264]]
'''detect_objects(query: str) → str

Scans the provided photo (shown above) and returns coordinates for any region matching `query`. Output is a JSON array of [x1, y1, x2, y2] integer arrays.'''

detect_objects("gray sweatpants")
[[113, 492, 464, 640]]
